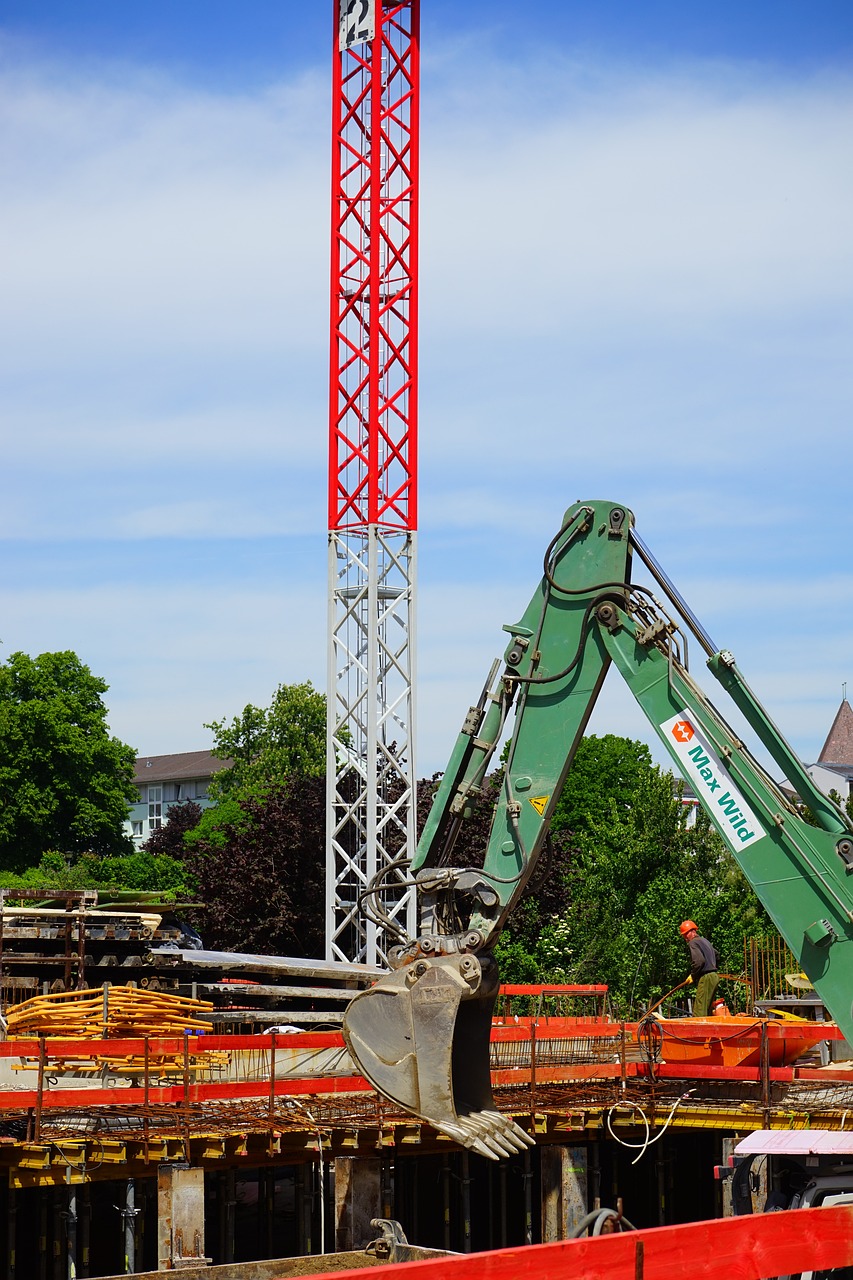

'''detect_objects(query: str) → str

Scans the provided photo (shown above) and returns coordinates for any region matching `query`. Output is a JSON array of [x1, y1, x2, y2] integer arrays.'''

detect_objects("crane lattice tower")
[[326, 0, 420, 964]]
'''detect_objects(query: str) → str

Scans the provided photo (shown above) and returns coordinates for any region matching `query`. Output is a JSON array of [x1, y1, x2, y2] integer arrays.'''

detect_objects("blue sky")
[[1, 2, 852, 774]]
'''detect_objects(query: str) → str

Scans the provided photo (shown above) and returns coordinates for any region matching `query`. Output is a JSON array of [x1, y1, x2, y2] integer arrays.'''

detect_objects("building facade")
[[127, 751, 232, 846]]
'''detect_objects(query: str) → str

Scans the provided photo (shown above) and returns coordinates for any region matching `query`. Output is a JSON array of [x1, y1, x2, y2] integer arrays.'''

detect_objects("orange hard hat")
[[679, 920, 698, 937]]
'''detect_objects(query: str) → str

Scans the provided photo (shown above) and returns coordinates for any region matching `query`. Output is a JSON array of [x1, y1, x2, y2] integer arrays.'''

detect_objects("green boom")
[[414, 498, 853, 1043], [344, 499, 853, 1157]]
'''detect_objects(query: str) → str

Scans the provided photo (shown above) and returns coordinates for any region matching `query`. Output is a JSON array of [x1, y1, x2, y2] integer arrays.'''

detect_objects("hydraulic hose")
[[569, 1208, 637, 1237]]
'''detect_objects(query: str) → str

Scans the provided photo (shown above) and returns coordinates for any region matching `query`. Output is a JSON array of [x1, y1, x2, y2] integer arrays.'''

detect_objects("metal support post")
[[35, 1035, 46, 1144], [318, 1147, 327, 1255], [39, 1189, 48, 1280], [79, 1186, 90, 1279], [265, 1168, 276, 1259], [656, 1143, 666, 1226], [122, 1178, 137, 1274], [65, 1178, 77, 1280], [53, 1188, 63, 1280], [7, 1185, 16, 1280], [441, 1156, 451, 1251], [297, 1165, 311, 1256], [220, 1169, 236, 1265], [460, 1153, 472, 1254]]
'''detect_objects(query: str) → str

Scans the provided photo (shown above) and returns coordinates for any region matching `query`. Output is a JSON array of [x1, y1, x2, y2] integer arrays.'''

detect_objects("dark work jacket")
[[688, 935, 718, 981]]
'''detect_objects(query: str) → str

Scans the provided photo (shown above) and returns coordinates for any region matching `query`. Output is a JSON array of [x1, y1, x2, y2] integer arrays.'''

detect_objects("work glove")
[[685, 975, 693, 985]]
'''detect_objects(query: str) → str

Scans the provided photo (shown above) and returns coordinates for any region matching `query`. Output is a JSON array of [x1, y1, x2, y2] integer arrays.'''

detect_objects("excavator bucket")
[[342, 953, 534, 1160]]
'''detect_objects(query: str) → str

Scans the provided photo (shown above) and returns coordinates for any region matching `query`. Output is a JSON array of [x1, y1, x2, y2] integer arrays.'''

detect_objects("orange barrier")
[[300, 1205, 853, 1280]]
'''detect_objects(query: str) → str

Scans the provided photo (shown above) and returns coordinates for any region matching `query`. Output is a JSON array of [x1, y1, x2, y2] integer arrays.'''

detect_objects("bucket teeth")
[[433, 1110, 533, 1160], [481, 1109, 536, 1150]]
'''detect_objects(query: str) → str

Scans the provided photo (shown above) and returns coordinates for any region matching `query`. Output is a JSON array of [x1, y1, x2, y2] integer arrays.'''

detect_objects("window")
[[148, 785, 162, 830], [132, 821, 143, 837]]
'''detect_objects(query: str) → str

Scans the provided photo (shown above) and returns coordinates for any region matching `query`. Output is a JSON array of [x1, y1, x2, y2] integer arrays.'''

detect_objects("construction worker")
[[679, 920, 720, 1017]]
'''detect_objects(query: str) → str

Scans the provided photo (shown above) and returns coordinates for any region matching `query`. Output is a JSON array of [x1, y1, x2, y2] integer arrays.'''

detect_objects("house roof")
[[133, 751, 232, 784], [818, 699, 853, 768]]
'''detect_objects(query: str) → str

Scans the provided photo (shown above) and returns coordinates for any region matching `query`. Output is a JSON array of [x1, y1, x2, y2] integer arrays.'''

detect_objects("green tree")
[[0, 651, 137, 870], [486, 734, 776, 1012], [206, 681, 327, 802], [185, 777, 326, 956]]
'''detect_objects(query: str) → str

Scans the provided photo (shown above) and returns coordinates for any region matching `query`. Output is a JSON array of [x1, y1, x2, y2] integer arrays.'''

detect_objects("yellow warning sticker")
[[529, 795, 549, 817]]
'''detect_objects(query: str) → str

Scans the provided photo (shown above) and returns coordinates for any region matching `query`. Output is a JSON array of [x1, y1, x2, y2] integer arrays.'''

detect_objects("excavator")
[[342, 499, 853, 1160]]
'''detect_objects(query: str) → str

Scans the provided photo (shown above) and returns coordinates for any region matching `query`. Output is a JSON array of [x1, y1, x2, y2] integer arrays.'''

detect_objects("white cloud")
[[425, 78, 852, 319], [0, 580, 328, 753], [0, 60, 329, 407], [0, 43, 851, 772]]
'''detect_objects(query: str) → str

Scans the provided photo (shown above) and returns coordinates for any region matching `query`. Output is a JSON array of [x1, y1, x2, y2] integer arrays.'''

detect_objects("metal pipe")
[[266, 1168, 276, 1259], [629, 530, 718, 658], [297, 1165, 310, 1257], [8, 1184, 16, 1280], [79, 1186, 90, 1279], [38, 1190, 48, 1280], [461, 1152, 471, 1254], [35, 1035, 46, 1143], [530, 1023, 537, 1121], [317, 1144, 326, 1255], [123, 1179, 135, 1274], [66, 1178, 77, 1280], [225, 1170, 236, 1264], [53, 1189, 62, 1280]]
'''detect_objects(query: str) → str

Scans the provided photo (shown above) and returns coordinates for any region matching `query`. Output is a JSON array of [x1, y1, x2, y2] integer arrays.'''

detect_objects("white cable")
[[606, 1103, 649, 1164], [606, 1092, 694, 1165]]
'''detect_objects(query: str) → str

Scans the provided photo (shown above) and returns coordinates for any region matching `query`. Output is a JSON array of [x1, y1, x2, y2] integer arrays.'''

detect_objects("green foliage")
[[499, 734, 776, 1013], [183, 797, 252, 852], [0, 650, 137, 871], [185, 777, 325, 956], [206, 681, 328, 802], [0, 849, 191, 898], [829, 788, 853, 825]]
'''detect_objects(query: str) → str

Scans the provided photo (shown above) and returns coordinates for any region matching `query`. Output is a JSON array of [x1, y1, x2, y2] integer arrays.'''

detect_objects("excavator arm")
[[343, 499, 853, 1158]]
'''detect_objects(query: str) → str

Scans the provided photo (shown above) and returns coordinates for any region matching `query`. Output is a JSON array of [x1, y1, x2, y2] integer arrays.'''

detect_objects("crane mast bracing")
[[344, 499, 853, 1159], [326, 0, 420, 965]]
